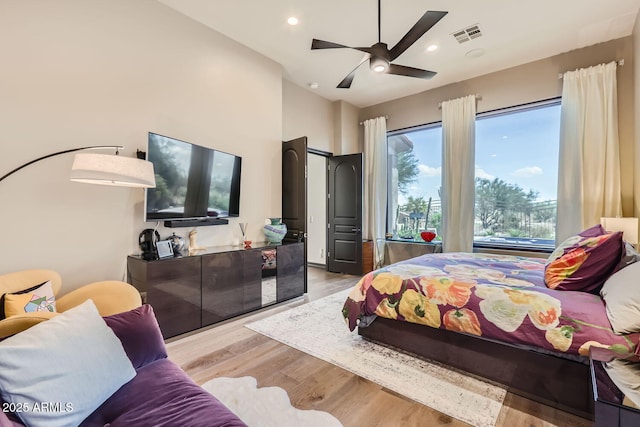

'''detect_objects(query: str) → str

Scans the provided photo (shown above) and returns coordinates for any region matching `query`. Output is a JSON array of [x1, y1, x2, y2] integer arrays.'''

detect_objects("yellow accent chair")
[[0, 269, 142, 339]]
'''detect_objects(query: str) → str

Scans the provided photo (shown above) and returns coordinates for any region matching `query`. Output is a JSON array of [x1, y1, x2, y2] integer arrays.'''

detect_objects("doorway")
[[307, 152, 328, 267]]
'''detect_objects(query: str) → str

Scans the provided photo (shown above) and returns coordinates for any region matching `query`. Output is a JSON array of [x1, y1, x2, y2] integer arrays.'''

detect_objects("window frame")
[[386, 121, 443, 244], [384, 97, 561, 253], [473, 97, 561, 253]]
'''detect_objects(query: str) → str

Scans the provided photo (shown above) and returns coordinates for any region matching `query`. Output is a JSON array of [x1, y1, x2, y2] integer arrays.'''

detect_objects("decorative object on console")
[[0, 145, 155, 188], [188, 229, 206, 256], [239, 222, 252, 248], [168, 232, 186, 256], [156, 240, 174, 260], [139, 228, 160, 261], [263, 218, 287, 244]]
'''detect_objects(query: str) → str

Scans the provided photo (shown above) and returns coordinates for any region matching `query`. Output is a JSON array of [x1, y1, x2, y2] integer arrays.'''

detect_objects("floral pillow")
[[1, 281, 56, 319], [545, 225, 624, 292]]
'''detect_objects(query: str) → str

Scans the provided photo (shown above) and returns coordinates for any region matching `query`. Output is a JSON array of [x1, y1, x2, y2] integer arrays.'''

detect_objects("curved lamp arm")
[[0, 145, 155, 188], [0, 145, 123, 183]]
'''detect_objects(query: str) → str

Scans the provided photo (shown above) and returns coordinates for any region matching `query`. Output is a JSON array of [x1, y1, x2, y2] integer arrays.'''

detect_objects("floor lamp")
[[0, 146, 156, 188]]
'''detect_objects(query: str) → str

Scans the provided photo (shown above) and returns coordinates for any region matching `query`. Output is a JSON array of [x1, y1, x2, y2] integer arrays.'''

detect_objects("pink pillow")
[[545, 225, 624, 292]]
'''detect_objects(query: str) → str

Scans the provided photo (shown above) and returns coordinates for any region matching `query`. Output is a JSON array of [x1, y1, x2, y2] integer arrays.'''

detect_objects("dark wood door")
[[328, 154, 363, 275], [282, 137, 307, 292]]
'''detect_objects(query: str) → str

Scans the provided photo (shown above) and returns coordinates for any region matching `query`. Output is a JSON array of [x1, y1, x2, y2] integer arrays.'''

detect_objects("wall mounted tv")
[[145, 132, 241, 225]]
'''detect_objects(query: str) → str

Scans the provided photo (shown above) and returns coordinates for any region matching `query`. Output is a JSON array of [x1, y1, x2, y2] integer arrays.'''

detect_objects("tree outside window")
[[387, 126, 442, 241], [474, 101, 560, 248]]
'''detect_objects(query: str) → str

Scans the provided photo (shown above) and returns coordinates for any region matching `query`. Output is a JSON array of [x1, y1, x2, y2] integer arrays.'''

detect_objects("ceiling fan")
[[311, 0, 447, 89]]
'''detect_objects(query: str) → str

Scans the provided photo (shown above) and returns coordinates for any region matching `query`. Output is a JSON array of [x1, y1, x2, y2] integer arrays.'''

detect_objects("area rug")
[[245, 289, 506, 427], [203, 376, 343, 427]]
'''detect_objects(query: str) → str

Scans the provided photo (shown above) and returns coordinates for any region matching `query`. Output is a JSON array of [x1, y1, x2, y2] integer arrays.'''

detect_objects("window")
[[387, 124, 443, 241], [386, 98, 561, 250], [474, 100, 561, 250]]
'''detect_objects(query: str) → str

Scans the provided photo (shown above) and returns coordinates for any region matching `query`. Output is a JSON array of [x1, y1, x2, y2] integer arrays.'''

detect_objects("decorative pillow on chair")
[[545, 225, 624, 292], [1, 281, 56, 319]]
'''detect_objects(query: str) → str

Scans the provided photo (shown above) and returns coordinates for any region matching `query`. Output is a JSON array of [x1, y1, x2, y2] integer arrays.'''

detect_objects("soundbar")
[[163, 218, 229, 228]]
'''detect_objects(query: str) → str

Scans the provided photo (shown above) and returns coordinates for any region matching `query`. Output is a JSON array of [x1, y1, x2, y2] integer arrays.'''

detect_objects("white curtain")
[[441, 95, 476, 252], [556, 61, 622, 243], [364, 116, 387, 268]]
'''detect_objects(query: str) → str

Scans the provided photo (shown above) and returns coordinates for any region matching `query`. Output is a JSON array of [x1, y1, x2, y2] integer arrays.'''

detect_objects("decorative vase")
[[168, 232, 186, 255], [263, 218, 287, 244]]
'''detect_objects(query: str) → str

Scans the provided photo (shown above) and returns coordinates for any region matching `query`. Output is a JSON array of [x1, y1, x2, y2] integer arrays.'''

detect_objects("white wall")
[[307, 154, 327, 265], [282, 80, 334, 152], [332, 101, 360, 155], [0, 0, 283, 291]]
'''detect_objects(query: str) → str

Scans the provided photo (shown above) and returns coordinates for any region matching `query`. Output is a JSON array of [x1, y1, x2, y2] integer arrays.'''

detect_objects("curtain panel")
[[441, 95, 477, 252], [556, 61, 622, 243], [363, 116, 387, 268]]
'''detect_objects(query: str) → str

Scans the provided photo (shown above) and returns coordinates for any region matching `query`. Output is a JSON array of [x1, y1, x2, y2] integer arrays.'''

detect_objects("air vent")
[[452, 24, 483, 44]]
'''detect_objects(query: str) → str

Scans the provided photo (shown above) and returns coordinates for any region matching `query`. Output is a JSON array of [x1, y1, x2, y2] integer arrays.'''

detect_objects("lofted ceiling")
[[159, 0, 640, 108]]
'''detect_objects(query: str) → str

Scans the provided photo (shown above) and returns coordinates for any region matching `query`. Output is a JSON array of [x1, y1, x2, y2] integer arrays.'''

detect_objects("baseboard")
[[307, 262, 326, 269]]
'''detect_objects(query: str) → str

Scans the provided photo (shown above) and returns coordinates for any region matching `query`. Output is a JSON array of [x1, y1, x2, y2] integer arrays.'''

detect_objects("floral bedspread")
[[342, 252, 639, 358]]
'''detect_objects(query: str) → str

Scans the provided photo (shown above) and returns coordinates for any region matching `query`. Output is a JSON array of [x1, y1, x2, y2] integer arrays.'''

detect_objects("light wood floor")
[[166, 266, 593, 427]]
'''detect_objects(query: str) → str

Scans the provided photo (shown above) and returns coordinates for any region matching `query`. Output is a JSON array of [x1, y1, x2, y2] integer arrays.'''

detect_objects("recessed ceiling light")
[[309, 82, 318, 89], [287, 17, 299, 26], [426, 44, 438, 52]]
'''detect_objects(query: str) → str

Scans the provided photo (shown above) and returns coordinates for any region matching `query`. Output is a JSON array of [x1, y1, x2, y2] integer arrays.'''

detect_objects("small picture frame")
[[156, 240, 174, 259]]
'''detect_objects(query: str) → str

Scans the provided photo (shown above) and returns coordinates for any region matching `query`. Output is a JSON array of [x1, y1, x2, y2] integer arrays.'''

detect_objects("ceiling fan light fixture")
[[370, 56, 389, 73]]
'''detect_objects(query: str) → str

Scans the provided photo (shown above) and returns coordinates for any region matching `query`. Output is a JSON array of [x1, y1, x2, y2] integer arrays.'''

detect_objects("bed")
[[342, 245, 640, 419]]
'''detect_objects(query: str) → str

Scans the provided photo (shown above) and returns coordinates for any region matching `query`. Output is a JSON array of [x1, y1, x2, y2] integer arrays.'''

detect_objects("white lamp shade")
[[70, 153, 156, 188], [600, 217, 639, 244]]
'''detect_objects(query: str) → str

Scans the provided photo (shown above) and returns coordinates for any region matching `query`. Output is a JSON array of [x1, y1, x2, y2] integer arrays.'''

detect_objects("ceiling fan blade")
[[337, 56, 370, 89], [389, 11, 447, 61], [311, 39, 373, 55], [311, 39, 351, 50], [387, 64, 436, 79]]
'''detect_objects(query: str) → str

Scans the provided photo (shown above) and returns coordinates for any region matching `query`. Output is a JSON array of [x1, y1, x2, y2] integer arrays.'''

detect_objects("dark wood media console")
[[127, 242, 305, 339]]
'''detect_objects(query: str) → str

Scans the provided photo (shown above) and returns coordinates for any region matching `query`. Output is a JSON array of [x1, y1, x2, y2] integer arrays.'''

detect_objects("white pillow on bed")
[[600, 262, 640, 334]]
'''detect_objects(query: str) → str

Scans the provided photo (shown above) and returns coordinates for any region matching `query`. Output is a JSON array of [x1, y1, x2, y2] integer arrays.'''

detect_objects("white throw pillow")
[[0, 299, 136, 427], [600, 262, 640, 334]]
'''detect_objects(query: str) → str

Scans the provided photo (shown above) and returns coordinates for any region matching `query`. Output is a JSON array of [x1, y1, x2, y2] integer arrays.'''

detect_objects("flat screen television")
[[144, 132, 241, 222]]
